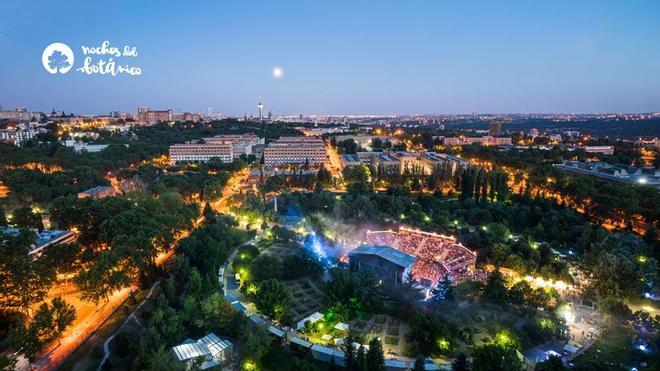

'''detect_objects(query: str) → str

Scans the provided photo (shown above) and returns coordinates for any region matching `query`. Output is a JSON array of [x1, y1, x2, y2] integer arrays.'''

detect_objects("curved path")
[[96, 280, 161, 371]]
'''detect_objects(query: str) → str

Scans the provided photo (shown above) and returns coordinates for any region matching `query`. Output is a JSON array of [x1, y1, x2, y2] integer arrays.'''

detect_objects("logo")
[[42, 42, 74, 74], [41, 40, 142, 77]]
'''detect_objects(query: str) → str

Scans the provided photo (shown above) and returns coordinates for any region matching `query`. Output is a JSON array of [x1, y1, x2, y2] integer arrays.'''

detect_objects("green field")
[[572, 325, 656, 371]]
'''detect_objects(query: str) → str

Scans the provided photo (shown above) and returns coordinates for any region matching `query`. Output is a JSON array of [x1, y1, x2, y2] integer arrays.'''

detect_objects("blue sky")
[[0, 0, 659, 115]]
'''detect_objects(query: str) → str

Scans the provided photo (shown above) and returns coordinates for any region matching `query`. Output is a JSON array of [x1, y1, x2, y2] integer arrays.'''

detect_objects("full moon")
[[272, 66, 283, 78]]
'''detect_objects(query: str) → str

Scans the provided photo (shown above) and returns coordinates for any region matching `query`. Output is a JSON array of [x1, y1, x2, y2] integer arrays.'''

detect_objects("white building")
[[171, 333, 233, 370], [264, 136, 328, 166], [62, 140, 111, 153]]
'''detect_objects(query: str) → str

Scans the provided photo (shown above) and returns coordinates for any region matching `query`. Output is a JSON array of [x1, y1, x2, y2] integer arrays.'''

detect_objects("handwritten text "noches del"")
[[76, 41, 142, 76]]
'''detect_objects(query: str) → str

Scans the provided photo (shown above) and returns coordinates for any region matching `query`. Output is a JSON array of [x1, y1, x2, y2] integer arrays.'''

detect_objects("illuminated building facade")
[[264, 136, 328, 165]]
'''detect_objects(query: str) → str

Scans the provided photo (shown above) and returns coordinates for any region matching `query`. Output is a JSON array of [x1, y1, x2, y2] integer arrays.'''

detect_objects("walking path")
[[96, 280, 161, 371]]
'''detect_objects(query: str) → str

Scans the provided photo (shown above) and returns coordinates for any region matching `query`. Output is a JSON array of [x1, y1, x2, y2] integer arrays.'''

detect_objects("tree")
[[484, 270, 508, 306], [535, 355, 567, 371], [406, 312, 456, 356], [509, 281, 533, 306], [75, 251, 130, 303], [0, 354, 17, 371], [413, 356, 426, 371], [242, 324, 271, 363], [472, 344, 522, 371], [203, 202, 216, 223], [356, 344, 367, 371], [343, 332, 357, 371], [452, 353, 470, 371], [249, 255, 281, 282], [30, 297, 76, 344], [325, 269, 381, 317], [328, 355, 337, 371], [317, 166, 333, 188], [44, 242, 81, 285], [0, 207, 7, 226], [48, 50, 71, 72], [12, 206, 44, 230], [142, 346, 184, 370], [366, 338, 385, 371], [253, 279, 291, 322], [0, 229, 56, 315], [343, 164, 370, 183], [99, 208, 161, 277], [8, 319, 41, 361], [599, 297, 632, 321], [50, 297, 76, 343]]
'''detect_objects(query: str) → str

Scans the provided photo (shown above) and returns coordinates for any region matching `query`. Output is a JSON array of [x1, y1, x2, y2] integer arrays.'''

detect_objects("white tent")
[[384, 358, 410, 370], [296, 311, 324, 330], [171, 332, 232, 369], [334, 322, 349, 332], [268, 325, 285, 338]]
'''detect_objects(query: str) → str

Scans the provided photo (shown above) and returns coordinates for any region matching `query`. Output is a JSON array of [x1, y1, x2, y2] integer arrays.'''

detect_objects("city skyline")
[[1, 1, 660, 115]]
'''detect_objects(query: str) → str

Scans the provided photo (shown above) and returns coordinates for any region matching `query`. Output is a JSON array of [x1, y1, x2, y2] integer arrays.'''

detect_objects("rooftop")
[[0, 227, 75, 254], [349, 245, 417, 268], [79, 185, 115, 194]]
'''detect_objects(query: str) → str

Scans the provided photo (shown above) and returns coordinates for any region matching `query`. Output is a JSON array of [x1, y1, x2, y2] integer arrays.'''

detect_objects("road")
[[212, 168, 249, 213]]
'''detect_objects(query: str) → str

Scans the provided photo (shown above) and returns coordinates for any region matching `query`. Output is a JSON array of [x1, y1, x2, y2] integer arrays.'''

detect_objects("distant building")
[[0, 227, 75, 255], [340, 152, 375, 168], [78, 186, 117, 199], [168, 134, 263, 164], [578, 145, 614, 155], [348, 245, 416, 286], [554, 161, 660, 189], [173, 112, 203, 122], [0, 128, 40, 147], [0, 107, 41, 121], [171, 333, 233, 370], [442, 136, 512, 147], [169, 142, 234, 163], [488, 121, 503, 136], [333, 134, 399, 148], [340, 154, 363, 169], [297, 127, 349, 136], [203, 134, 264, 157], [137, 107, 172, 124], [264, 136, 328, 166], [529, 128, 539, 137], [549, 134, 562, 142], [371, 153, 402, 175], [418, 152, 470, 175], [341, 151, 469, 176], [442, 137, 462, 146], [62, 140, 110, 153]]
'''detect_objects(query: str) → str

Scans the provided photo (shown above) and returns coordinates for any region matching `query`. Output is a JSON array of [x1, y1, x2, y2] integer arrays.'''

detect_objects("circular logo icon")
[[42, 42, 74, 74]]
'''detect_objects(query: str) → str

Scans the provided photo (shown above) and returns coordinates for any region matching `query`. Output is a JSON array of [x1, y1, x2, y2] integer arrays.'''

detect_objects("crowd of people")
[[365, 227, 477, 286]]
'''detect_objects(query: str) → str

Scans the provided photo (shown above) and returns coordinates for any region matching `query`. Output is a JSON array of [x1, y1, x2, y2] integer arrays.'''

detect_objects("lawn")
[[572, 325, 656, 371]]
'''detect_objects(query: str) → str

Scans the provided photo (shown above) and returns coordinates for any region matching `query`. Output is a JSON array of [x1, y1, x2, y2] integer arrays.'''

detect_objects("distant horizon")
[[4, 105, 660, 118], [1, 1, 659, 114]]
